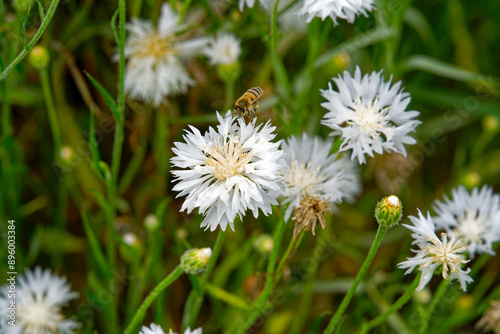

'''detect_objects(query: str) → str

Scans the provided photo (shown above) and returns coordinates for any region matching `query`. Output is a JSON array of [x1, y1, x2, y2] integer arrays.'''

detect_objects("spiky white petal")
[[299, 0, 375, 25], [0, 267, 79, 334], [140, 323, 166, 334], [171, 112, 283, 231], [277, 133, 361, 222], [238, 0, 270, 11], [433, 185, 500, 258], [398, 211, 473, 292], [321, 66, 421, 164], [122, 3, 207, 106], [203, 32, 241, 65]]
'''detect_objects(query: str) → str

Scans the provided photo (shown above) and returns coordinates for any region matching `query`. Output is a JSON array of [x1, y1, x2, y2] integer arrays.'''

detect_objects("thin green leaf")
[[0, 53, 4, 71], [313, 311, 333, 334], [315, 26, 396, 69], [35, 0, 45, 20], [110, 8, 120, 45], [403, 55, 499, 92], [81, 209, 112, 279], [88, 111, 102, 174], [155, 197, 171, 228], [404, 7, 435, 48], [90, 188, 113, 225], [22, 6, 32, 50], [84, 70, 119, 121]]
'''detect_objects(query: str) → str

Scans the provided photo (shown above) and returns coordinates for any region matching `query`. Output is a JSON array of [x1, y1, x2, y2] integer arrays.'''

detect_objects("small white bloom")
[[278, 133, 361, 222], [122, 3, 207, 106], [140, 323, 166, 334], [203, 32, 241, 65], [321, 66, 421, 164], [139, 323, 203, 334], [0, 267, 79, 334], [433, 185, 500, 258], [398, 210, 473, 292], [299, 0, 375, 25], [238, 0, 270, 11], [171, 112, 283, 231]]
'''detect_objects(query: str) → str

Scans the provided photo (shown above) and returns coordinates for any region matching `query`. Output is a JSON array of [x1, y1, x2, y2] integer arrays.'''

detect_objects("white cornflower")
[[398, 210, 473, 292], [140, 323, 166, 334], [321, 66, 421, 164], [139, 323, 203, 334], [299, 0, 375, 25], [171, 112, 283, 231], [278, 133, 361, 222], [203, 32, 241, 65], [433, 185, 500, 258], [0, 267, 79, 334], [122, 3, 207, 106]]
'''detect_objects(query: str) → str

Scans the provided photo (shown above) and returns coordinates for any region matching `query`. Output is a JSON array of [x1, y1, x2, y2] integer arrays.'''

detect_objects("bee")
[[233, 87, 263, 120]]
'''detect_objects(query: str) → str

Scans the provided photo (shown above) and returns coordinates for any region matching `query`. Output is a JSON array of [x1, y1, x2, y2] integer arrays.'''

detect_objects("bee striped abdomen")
[[234, 87, 263, 120]]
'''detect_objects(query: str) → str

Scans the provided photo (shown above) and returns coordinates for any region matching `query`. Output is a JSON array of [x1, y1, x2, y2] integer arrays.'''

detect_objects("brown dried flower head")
[[476, 300, 500, 334], [292, 195, 332, 239]]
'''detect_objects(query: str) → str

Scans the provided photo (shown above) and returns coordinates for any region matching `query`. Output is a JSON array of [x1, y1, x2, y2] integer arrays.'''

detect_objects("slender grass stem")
[[274, 230, 304, 285], [269, 0, 290, 99], [234, 212, 287, 334], [40, 68, 63, 151], [124, 265, 184, 334], [419, 279, 450, 333], [358, 274, 420, 334], [0, 0, 61, 81], [323, 225, 390, 333]]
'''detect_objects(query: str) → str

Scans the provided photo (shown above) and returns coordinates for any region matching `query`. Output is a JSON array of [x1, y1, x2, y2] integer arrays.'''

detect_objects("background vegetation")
[[0, 0, 499, 333]]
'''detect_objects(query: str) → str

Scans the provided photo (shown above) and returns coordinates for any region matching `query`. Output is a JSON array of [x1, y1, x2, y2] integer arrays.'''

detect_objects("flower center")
[[205, 137, 254, 180], [348, 96, 391, 138], [18, 296, 63, 333], [285, 159, 328, 196], [456, 209, 490, 246], [424, 232, 469, 279], [131, 32, 176, 62]]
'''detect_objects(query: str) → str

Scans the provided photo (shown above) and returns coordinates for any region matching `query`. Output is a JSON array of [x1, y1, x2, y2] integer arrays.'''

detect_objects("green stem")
[[289, 235, 326, 334], [40, 68, 63, 151], [419, 279, 450, 333], [183, 229, 227, 328], [234, 212, 287, 334], [323, 225, 390, 334], [0, 0, 61, 81], [359, 274, 420, 334], [269, 0, 291, 99], [274, 230, 304, 286], [124, 265, 184, 334], [224, 79, 235, 112]]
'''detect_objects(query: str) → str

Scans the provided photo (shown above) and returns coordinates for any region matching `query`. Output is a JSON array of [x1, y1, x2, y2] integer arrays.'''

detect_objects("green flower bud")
[[28, 45, 50, 70], [217, 62, 241, 83], [462, 172, 480, 189], [483, 115, 499, 133], [12, 0, 32, 13], [144, 213, 159, 232], [253, 234, 273, 255], [375, 195, 402, 227], [180, 248, 212, 275]]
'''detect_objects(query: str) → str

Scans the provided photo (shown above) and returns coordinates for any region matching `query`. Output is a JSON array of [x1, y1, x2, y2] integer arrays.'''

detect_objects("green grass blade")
[[84, 70, 119, 121]]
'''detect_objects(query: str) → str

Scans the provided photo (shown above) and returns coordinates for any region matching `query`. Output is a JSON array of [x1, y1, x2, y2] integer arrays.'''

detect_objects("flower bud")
[[123, 232, 138, 246], [253, 234, 273, 255], [144, 213, 159, 232], [375, 195, 402, 227], [217, 62, 241, 83], [12, 0, 32, 13], [28, 45, 50, 70], [483, 115, 499, 133], [332, 52, 350, 68], [462, 172, 480, 189], [180, 248, 212, 275]]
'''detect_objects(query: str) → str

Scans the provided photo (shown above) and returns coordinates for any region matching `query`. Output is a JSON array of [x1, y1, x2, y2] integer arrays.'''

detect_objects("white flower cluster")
[[398, 185, 500, 292], [321, 66, 421, 164], [0, 267, 79, 334], [122, 3, 207, 106], [171, 112, 284, 231], [239, 0, 376, 25], [277, 133, 361, 221]]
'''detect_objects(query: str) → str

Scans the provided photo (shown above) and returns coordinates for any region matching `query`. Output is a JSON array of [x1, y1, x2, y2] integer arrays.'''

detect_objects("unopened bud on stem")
[[375, 195, 402, 227], [180, 248, 212, 274]]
